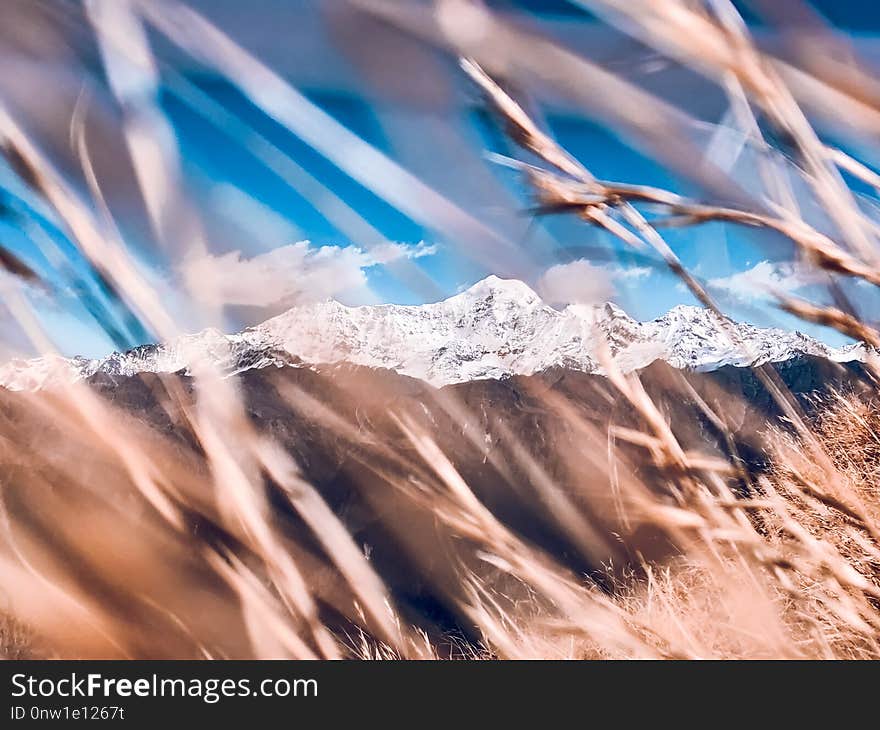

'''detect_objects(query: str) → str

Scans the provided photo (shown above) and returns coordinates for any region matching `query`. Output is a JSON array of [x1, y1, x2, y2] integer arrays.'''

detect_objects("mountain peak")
[[599, 301, 630, 319], [661, 303, 727, 319], [458, 275, 541, 303], [0, 277, 864, 390]]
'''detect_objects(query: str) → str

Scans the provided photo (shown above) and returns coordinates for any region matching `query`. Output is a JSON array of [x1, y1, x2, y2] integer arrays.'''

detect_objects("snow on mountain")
[[0, 275, 864, 391]]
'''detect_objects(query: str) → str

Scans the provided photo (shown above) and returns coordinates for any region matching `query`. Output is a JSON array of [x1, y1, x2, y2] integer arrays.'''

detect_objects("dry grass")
[[1, 0, 880, 659], [0, 612, 49, 660], [600, 388, 880, 660]]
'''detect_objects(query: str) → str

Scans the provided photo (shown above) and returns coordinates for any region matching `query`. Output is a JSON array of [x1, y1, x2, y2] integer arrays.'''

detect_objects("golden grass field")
[[2, 0, 880, 659]]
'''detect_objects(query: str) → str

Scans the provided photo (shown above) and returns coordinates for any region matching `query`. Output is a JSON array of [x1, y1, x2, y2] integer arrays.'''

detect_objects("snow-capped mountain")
[[0, 275, 863, 391]]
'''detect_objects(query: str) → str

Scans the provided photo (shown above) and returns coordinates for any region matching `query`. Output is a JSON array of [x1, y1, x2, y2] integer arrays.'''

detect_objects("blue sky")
[[2, 0, 880, 357]]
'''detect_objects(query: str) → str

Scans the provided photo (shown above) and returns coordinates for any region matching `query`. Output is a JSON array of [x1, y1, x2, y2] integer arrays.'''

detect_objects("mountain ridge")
[[0, 275, 864, 391]]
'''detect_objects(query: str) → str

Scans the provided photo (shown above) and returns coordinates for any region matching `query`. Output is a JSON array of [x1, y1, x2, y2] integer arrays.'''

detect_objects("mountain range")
[[0, 275, 872, 646], [0, 275, 863, 391]]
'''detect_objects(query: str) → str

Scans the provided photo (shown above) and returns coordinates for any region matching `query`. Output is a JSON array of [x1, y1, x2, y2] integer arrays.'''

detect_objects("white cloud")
[[537, 260, 650, 305], [617, 266, 652, 281], [181, 240, 436, 309], [708, 260, 823, 301], [367, 241, 438, 264]]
